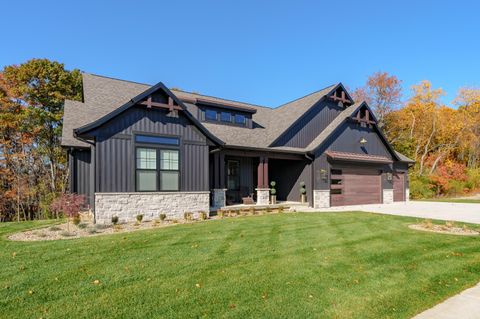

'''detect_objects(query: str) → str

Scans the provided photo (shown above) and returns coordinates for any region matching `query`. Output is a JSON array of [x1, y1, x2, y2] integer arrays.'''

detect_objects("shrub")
[[72, 215, 81, 226], [113, 224, 122, 231], [299, 181, 306, 195], [111, 216, 119, 225], [77, 223, 88, 229], [217, 210, 225, 218], [50, 193, 86, 231], [199, 212, 208, 220], [136, 214, 144, 223], [466, 168, 480, 191], [409, 175, 435, 199], [159, 213, 167, 221], [270, 181, 277, 195], [278, 206, 285, 213], [171, 219, 179, 224], [184, 212, 193, 221]]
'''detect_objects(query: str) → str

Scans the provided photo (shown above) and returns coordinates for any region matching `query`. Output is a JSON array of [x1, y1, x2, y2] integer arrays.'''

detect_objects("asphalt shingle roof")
[[61, 73, 413, 162]]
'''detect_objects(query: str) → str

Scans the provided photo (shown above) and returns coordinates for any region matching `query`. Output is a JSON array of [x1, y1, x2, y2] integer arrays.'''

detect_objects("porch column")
[[212, 152, 226, 208], [256, 156, 270, 205]]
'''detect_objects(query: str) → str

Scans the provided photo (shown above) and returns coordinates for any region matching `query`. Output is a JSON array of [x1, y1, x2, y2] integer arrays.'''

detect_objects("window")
[[160, 150, 179, 190], [136, 148, 157, 191], [234, 114, 246, 125], [135, 135, 179, 146], [205, 109, 217, 121], [220, 111, 232, 122], [331, 189, 342, 195], [135, 137, 180, 191]]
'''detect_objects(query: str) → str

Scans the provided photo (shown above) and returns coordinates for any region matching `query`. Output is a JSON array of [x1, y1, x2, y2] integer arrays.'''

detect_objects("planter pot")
[[270, 195, 277, 205], [300, 194, 307, 204]]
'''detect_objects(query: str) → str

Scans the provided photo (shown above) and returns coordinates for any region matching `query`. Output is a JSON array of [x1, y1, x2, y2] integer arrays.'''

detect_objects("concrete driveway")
[[317, 201, 480, 224]]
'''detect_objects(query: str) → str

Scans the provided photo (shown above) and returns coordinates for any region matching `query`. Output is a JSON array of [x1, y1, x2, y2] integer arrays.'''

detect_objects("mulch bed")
[[409, 223, 479, 236], [8, 220, 192, 241]]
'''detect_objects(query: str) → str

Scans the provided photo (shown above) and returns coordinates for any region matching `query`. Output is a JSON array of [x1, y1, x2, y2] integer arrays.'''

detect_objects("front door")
[[226, 160, 240, 204]]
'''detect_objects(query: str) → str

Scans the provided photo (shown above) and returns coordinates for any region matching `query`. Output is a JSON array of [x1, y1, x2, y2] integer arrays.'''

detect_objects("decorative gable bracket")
[[350, 107, 376, 128], [139, 95, 182, 112], [328, 86, 353, 107]]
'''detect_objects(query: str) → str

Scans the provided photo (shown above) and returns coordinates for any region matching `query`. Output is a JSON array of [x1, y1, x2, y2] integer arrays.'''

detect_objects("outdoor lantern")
[[320, 169, 328, 181], [386, 172, 393, 181], [359, 137, 367, 145]]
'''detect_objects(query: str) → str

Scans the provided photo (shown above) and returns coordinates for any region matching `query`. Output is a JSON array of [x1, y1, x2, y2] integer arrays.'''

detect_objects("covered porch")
[[210, 148, 313, 208]]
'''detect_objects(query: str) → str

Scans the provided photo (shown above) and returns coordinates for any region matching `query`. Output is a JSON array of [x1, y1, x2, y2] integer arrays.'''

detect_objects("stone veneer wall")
[[383, 189, 394, 204], [314, 190, 330, 208], [95, 192, 210, 224], [256, 188, 270, 205]]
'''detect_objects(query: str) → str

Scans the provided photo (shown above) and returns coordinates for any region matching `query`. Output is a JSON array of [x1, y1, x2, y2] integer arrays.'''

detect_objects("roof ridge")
[[274, 83, 338, 109], [171, 89, 271, 109], [83, 72, 152, 87]]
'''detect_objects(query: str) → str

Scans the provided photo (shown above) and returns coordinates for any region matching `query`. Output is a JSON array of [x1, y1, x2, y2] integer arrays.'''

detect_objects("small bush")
[[136, 214, 144, 222], [199, 212, 208, 220], [422, 219, 434, 229], [111, 216, 119, 225], [153, 219, 161, 226], [410, 175, 435, 199], [445, 221, 455, 228], [72, 215, 81, 226], [113, 224, 122, 232], [159, 213, 167, 221], [172, 219, 179, 224], [248, 207, 255, 215], [278, 206, 285, 213], [184, 212, 193, 221], [49, 226, 61, 231], [217, 210, 225, 218], [77, 223, 88, 229]]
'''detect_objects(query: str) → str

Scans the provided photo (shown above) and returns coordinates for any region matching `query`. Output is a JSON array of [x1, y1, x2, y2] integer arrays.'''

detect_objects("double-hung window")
[[135, 135, 180, 191]]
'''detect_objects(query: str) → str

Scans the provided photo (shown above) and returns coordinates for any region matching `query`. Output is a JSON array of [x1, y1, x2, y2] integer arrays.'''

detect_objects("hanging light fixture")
[[359, 137, 367, 145]]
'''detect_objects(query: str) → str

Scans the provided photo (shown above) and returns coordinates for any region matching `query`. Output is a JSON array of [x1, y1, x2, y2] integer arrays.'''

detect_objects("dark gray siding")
[[313, 153, 330, 190], [269, 159, 312, 205], [92, 106, 209, 193], [273, 100, 344, 148], [326, 123, 393, 158], [71, 149, 93, 207]]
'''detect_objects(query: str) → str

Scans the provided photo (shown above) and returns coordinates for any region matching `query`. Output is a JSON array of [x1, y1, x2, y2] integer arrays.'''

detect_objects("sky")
[[1, 0, 479, 108]]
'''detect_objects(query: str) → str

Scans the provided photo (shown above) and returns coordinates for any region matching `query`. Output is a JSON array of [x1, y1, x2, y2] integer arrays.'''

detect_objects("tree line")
[[1, 59, 479, 221]]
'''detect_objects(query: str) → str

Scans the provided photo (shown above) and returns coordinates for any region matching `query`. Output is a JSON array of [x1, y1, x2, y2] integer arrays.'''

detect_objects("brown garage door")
[[393, 173, 405, 202], [331, 168, 382, 206]]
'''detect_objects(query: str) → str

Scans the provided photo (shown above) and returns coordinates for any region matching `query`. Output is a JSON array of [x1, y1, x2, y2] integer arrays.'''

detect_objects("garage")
[[393, 172, 405, 202], [330, 168, 382, 206]]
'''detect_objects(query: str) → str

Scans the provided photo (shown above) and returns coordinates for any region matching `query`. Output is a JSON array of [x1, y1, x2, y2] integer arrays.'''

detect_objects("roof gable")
[[74, 81, 224, 145]]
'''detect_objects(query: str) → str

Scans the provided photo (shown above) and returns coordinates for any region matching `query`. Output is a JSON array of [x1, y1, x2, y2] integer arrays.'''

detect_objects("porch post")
[[212, 152, 226, 209], [257, 156, 264, 188], [256, 156, 270, 205], [263, 157, 269, 188]]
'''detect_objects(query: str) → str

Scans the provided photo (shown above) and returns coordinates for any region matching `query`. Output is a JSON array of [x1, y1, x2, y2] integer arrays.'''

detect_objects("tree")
[[353, 72, 402, 127], [0, 59, 82, 221]]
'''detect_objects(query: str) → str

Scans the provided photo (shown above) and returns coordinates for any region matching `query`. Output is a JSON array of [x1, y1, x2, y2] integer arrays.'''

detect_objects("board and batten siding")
[[92, 106, 210, 193], [273, 100, 344, 148], [70, 149, 93, 208]]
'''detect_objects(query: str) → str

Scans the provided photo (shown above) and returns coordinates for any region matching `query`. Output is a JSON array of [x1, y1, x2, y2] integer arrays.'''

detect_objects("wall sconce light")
[[359, 138, 367, 145], [386, 172, 393, 181], [320, 169, 328, 181]]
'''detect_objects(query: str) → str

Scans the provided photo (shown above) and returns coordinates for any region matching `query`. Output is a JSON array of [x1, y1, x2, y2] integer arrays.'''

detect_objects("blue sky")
[[1, 0, 479, 107]]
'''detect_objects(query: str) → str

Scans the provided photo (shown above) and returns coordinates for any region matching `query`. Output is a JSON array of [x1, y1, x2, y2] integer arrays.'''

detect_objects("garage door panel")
[[331, 167, 382, 206]]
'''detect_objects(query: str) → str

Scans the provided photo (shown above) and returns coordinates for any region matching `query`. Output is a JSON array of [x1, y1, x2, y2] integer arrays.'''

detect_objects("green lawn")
[[1, 213, 480, 319], [416, 198, 480, 204]]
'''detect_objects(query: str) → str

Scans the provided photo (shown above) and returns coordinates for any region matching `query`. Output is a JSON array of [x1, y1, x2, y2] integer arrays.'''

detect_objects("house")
[[61, 73, 414, 223]]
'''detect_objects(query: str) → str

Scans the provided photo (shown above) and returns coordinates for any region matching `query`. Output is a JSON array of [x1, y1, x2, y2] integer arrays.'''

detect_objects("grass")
[[416, 198, 480, 204], [1, 213, 480, 318]]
